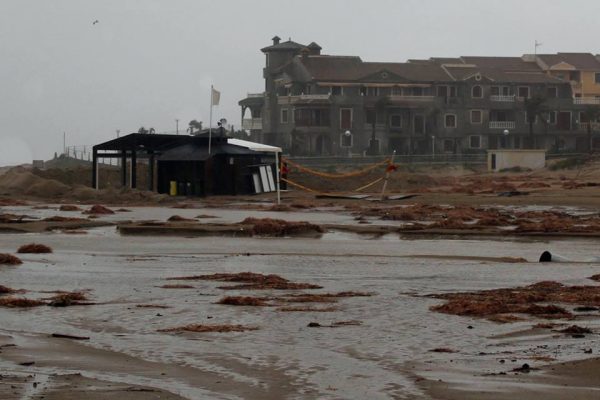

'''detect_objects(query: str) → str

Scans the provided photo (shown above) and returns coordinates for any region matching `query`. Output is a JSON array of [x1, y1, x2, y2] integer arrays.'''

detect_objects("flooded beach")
[[1, 206, 599, 399]]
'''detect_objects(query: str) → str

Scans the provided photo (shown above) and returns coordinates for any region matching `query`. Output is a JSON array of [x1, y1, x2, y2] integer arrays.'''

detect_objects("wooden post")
[[148, 153, 155, 191], [380, 150, 396, 201], [131, 148, 137, 189], [121, 151, 127, 187], [275, 151, 281, 205]]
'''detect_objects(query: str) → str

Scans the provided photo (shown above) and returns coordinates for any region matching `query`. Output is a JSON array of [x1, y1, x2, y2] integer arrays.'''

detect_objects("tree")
[[580, 105, 600, 153], [137, 126, 148, 134], [188, 120, 203, 134], [524, 95, 547, 149]]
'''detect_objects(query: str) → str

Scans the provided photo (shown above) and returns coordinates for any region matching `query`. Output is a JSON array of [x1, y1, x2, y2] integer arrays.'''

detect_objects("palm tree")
[[188, 120, 203, 134], [524, 95, 547, 149], [580, 105, 600, 153]]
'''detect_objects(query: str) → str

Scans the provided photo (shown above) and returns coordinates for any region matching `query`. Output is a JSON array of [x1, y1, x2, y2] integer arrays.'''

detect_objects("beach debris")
[[589, 274, 600, 282], [167, 215, 196, 222], [167, 272, 322, 291], [17, 243, 53, 254], [19, 361, 35, 366], [512, 363, 532, 373], [0, 253, 23, 265], [0, 297, 45, 308], [158, 324, 258, 333], [277, 306, 339, 312], [83, 204, 114, 215], [557, 325, 592, 335], [428, 281, 600, 322], [307, 320, 362, 328], [0, 285, 18, 294], [59, 205, 81, 211], [241, 217, 324, 237], [135, 304, 170, 309], [43, 216, 87, 222], [46, 291, 91, 307], [429, 348, 457, 353], [51, 333, 90, 340], [159, 284, 194, 289], [267, 204, 293, 212], [217, 296, 269, 306]]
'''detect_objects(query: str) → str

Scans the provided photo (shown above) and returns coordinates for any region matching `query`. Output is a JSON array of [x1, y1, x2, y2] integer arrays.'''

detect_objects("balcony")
[[490, 95, 515, 102], [579, 122, 600, 131], [246, 92, 264, 98], [574, 97, 600, 105], [489, 121, 516, 129], [242, 118, 262, 130], [387, 95, 436, 102], [278, 94, 331, 105]]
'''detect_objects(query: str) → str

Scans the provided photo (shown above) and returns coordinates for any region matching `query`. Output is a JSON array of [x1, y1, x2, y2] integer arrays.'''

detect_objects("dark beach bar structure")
[[92, 133, 282, 197]]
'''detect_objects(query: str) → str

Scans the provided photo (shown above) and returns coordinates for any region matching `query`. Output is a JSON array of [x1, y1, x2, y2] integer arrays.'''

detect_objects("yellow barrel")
[[169, 181, 177, 196]]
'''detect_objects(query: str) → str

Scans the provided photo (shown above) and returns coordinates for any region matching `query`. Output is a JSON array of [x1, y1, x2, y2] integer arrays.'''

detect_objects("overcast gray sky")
[[2, 0, 600, 165]]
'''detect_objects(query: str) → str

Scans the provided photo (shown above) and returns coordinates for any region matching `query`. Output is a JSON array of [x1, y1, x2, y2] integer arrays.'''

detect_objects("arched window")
[[472, 85, 483, 98]]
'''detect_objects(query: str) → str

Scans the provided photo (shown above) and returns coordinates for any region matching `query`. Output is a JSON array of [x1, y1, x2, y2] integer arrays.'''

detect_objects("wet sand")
[[1, 205, 600, 398]]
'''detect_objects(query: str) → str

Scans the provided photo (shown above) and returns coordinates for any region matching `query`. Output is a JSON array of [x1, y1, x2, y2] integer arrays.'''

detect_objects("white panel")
[[265, 165, 275, 191], [252, 173, 262, 193], [259, 166, 270, 192]]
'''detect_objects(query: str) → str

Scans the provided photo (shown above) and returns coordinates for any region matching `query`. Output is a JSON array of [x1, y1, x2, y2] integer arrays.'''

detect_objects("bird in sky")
[[92, 20, 99, 25]]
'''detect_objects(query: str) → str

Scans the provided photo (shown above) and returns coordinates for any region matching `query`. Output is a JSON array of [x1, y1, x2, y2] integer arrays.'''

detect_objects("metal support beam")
[[131, 148, 137, 189], [148, 153, 155, 191], [92, 148, 98, 189], [121, 151, 127, 187]]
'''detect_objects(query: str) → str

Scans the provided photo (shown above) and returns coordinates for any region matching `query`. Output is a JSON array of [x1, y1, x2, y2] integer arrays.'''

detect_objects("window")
[[547, 87, 558, 98], [471, 85, 483, 98], [469, 135, 481, 149], [548, 111, 557, 124], [366, 86, 379, 96], [525, 112, 537, 124], [444, 114, 457, 128], [390, 114, 402, 128], [412, 87, 423, 96], [518, 86, 530, 98], [595, 73, 600, 84], [449, 86, 457, 97], [443, 139, 454, 152], [437, 86, 448, 97], [295, 108, 330, 127], [340, 132, 353, 148], [340, 108, 353, 130], [280, 108, 289, 124], [366, 109, 376, 125], [331, 86, 343, 96], [471, 110, 482, 124], [392, 87, 403, 96]]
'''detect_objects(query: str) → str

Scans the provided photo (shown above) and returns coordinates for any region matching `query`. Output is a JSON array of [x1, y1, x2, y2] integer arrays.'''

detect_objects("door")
[[414, 115, 425, 134], [340, 108, 352, 130], [557, 112, 571, 130]]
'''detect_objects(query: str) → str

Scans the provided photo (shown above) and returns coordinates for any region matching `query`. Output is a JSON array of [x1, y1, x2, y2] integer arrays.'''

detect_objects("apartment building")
[[239, 37, 600, 155]]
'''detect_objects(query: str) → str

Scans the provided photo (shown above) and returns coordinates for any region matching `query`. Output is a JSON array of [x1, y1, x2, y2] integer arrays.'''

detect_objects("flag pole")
[[208, 85, 213, 155]]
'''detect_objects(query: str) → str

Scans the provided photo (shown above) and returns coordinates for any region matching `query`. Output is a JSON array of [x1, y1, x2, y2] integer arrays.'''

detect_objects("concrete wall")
[[487, 150, 546, 171]]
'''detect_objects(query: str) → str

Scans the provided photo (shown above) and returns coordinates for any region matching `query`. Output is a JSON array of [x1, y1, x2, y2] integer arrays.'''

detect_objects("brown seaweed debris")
[[167, 272, 322, 291], [307, 320, 362, 328], [135, 304, 171, 309], [158, 324, 258, 333], [167, 215, 197, 222], [278, 306, 339, 312], [427, 280, 600, 321], [429, 348, 457, 353], [590, 274, 600, 282], [17, 243, 53, 254], [217, 296, 269, 306], [557, 325, 592, 334], [0, 253, 22, 265], [83, 205, 115, 215], [241, 217, 324, 237], [0, 297, 45, 308], [285, 291, 374, 303], [45, 291, 91, 307], [59, 205, 81, 211], [159, 284, 194, 289], [0, 285, 16, 294], [43, 216, 86, 222]]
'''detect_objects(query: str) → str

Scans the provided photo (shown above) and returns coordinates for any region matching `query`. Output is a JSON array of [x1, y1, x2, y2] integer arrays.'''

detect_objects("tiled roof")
[[460, 56, 540, 72], [444, 65, 565, 83], [536, 53, 600, 70], [261, 40, 306, 53]]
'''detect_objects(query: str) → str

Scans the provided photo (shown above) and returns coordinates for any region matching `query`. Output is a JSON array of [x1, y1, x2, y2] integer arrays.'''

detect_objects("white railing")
[[247, 93, 264, 98], [579, 122, 600, 130], [388, 95, 436, 101], [574, 97, 600, 105], [242, 118, 262, 130], [490, 95, 515, 102], [489, 121, 516, 129]]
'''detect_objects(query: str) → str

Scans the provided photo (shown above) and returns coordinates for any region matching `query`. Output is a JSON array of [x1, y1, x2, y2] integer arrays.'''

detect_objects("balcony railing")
[[574, 97, 600, 105], [242, 118, 262, 130], [489, 121, 516, 129], [278, 94, 331, 104], [246, 92, 264, 98], [490, 95, 515, 102], [387, 95, 436, 101], [579, 122, 600, 130]]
